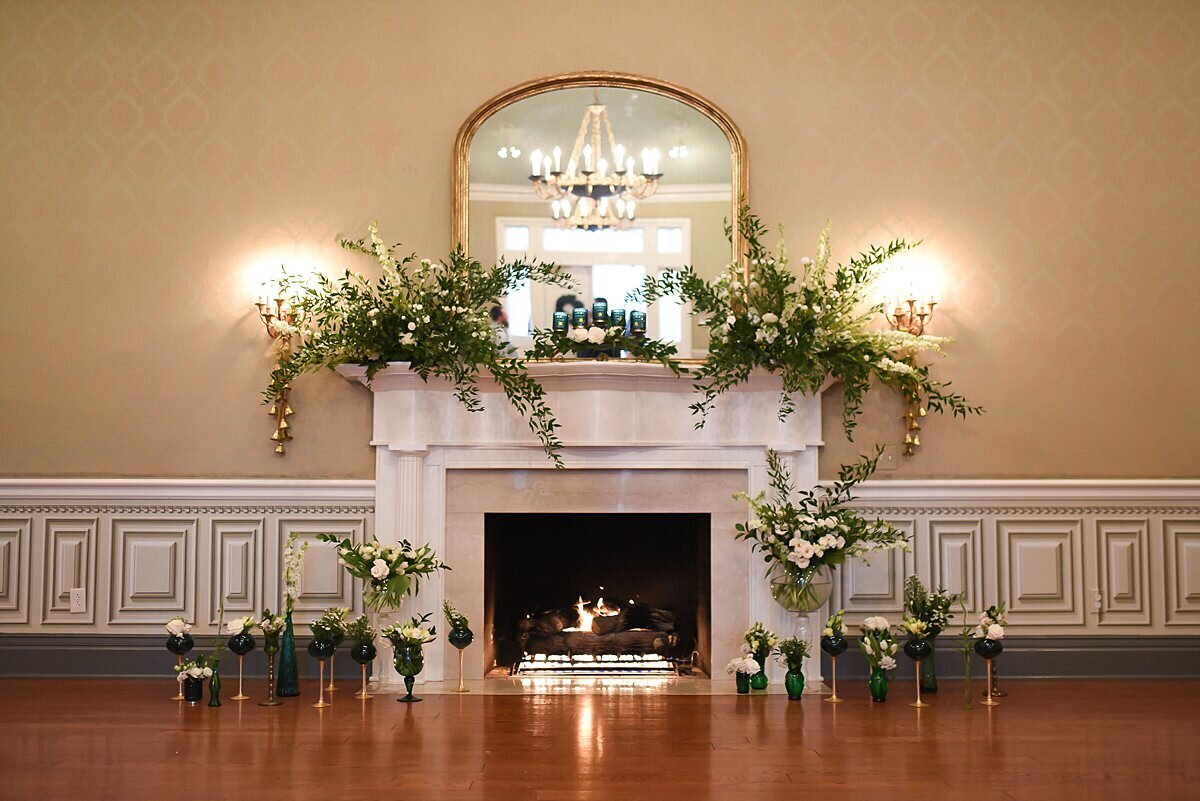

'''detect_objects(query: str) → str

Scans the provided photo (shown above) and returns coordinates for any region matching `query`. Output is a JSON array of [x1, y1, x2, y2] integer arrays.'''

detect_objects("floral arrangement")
[[346, 614, 377, 645], [859, 616, 899, 671], [899, 615, 929, 641], [224, 616, 256, 636], [741, 622, 778, 664], [282, 534, 308, 614], [725, 656, 760, 675], [443, 600, 470, 631], [258, 610, 285, 636], [312, 607, 349, 642], [383, 612, 437, 647], [973, 602, 1007, 641], [316, 533, 448, 613], [263, 223, 575, 464], [527, 326, 684, 374], [735, 448, 908, 609], [631, 206, 982, 434], [165, 616, 192, 637], [903, 575, 956, 637], [174, 659, 213, 682], [776, 637, 811, 673], [823, 609, 845, 639]]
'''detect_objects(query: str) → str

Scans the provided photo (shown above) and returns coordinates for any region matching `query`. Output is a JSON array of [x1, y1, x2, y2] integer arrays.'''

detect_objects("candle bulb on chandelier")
[[614, 144, 625, 171], [626, 156, 635, 176], [543, 155, 552, 179], [552, 146, 561, 173], [597, 158, 608, 179], [530, 149, 542, 178]]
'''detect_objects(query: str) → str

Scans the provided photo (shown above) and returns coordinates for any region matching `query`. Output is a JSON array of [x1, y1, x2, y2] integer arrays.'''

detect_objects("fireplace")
[[484, 513, 712, 676]]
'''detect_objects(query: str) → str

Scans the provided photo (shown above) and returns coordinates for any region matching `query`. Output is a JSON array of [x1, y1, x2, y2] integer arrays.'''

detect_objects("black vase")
[[974, 638, 1004, 660], [166, 633, 194, 655], [308, 639, 335, 660], [904, 639, 933, 662], [331, 630, 345, 649], [820, 634, 848, 658], [448, 627, 474, 650], [182, 676, 204, 705], [351, 641, 377, 665], [227, 631, 255, 656]]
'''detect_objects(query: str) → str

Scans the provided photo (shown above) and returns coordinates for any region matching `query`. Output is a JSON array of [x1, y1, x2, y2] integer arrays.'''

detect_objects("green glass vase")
[[277, 611, 299, 697], [393, 642, 425, 703], [785, 670, 805, 700], [207, 668, 222, 707], [919, 632, 939, 693], [750, 655, 769, 690], [735, 672, 750, 694], [869, 666, 889, 702]]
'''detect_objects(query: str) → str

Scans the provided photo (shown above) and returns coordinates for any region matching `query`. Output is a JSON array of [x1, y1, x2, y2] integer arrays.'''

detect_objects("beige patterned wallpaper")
[[1, 0, 1197, 479]]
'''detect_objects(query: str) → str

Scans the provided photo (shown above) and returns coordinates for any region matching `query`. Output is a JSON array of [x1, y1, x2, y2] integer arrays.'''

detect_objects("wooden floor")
[[3, 678, 1197, 800]]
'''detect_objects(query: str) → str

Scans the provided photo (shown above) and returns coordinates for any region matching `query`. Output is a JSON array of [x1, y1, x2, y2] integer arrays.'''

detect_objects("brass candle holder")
[[355, 663, 373, 699], [910, 659, 929, 708], [258, 650, 282, 707], [327, 650, 338, 694], [983, 659, 1007, 698], [254, 289, 297, 454], [885, 295, 937, 336], [172, 655, 184, 701], [312, 659, 331, 709], [453, 647, 469, 693], [982, 659, 999, 706]]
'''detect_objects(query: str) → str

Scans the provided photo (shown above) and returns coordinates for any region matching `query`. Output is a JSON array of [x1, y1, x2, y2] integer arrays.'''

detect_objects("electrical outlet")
[[69, 587, 86, 614], [878, 445, 899, 470]]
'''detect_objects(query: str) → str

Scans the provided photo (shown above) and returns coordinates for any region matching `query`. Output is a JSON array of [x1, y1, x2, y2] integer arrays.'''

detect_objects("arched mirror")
[[453, 72, 747, 356]]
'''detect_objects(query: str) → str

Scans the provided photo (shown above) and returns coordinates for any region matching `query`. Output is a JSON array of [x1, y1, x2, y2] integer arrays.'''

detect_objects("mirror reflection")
[[468, 86, 735, 356]]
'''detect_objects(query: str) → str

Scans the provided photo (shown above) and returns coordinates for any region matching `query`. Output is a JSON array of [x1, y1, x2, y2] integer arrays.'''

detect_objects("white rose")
[[201, 667, 213, 678], [987, 624, 1005, 640], [568, 328, 589, 342], [407, 322, 416, 331], [225, 619, 242, 635], [370, 558, 390, 580], [586, 326, 606, 344], [879, 655, 897, 671], [864, 616, 890, 631], [762, 312, 778, 324], [165, 618, 190, 636]]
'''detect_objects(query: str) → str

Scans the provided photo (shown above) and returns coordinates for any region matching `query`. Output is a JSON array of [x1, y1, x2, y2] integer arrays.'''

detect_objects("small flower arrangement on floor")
[[741, 622, 778, 665], [823, 609, 845, 639], [317, 533, 448, 612], [224, 616, 256, 636], [312, 607, 349, 642], [346, 614, 377, 646], [174, 659, 213, 682], [859, 616, 899, 672], [776, 637, 811, 673], [383, 613, 437, 647], [973, 603, 1007, 641], [165, 616, 192, 637], [725, 656, 759, 675]]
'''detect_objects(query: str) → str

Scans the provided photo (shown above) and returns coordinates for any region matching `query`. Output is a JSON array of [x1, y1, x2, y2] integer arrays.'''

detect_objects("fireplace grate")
[[513, 652, 690, 676]]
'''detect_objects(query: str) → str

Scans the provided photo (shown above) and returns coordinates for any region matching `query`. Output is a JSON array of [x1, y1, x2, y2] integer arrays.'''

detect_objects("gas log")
[[517, 603, 678, 661]]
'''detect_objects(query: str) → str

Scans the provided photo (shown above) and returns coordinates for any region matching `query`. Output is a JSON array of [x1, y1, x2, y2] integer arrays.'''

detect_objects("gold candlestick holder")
[[885, 295, 936, 336], [231, 654, 250, 701], [823, 655, 843, 703], [981, 658, 1000, 706], [327, 651, 337, 693], [254, 290, 298, 454], [258, 651, 282, 707], [452, 648, 469, 693], [910, 659, 929, 708], [312, 659, 331, 708], [172, 655, 184, 701], [982, 658, 1007, 698], [355, 663, 373, 699]]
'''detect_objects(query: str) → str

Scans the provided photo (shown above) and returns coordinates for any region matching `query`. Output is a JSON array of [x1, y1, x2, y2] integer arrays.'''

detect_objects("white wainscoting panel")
[[0, 481, 373, 635], [929, 518, 984, 614], [997, 518, 1085, 626], [1096, 518, 1150, 625], [1164, 520, 1200, 626], [0, 517, 31, 623]]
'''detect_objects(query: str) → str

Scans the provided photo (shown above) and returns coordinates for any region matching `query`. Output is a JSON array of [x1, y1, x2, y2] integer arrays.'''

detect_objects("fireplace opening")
[[484, 513, 711, 677]]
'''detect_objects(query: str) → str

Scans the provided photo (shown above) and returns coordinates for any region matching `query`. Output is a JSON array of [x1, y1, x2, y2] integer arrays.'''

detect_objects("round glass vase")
[[769, 564, 835, 613], [868, 666, 890, 702], [166, 633, 194, 657], [785, 669, 806, 700], [749, 655, 769, 691], [819, 634, 848, 658], [393, 642, 426, 702], [448, 627, 474, 650], [735, 672, 751, 694]]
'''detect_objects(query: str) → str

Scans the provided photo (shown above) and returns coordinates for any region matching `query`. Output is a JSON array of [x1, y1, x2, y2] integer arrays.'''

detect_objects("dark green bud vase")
[[182, 676, 204, 705], [749, 655, 769, 690], [785, 670, 805, 700], [919, 632, 939, 693], [735, 672, 751, 694], [276, 611, 299, 697], [207, 669, 221, 707], [869, 666, 889, 702], [448, 627, 474, 650], [393, 643, 425, 703]]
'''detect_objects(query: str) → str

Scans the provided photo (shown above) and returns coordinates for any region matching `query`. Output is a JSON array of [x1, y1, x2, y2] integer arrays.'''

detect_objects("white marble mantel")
[[337, 360, 828, 690]]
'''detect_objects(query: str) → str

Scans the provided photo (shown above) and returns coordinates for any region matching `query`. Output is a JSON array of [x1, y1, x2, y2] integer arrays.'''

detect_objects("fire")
[[563, 595, 621, 633]]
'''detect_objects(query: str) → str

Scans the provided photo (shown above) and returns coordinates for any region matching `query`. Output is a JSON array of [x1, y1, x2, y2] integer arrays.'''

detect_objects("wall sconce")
[[254, 281, 296, 454], [880, 257, 943, 456]]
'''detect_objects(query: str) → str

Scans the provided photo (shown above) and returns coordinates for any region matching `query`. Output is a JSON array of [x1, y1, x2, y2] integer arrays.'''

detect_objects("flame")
[[563, 595, 621, 633]]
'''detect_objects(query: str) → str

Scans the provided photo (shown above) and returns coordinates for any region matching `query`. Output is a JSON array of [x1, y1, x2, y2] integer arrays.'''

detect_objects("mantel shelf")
[[336, 361, 825, 453]]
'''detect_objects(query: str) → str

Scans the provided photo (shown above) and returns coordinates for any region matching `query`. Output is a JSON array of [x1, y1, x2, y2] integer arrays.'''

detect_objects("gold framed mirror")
[[453, 72, 747, 356]]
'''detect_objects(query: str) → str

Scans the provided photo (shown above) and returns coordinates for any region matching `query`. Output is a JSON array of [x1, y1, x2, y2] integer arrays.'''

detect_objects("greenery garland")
[[526, 327, 685, 375], [263, 222, 575, 465], [630, 205, 982, 436]]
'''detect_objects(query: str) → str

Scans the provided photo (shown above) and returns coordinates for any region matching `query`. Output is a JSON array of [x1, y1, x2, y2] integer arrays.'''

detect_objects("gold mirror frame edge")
[[452, 70, 750, 278]]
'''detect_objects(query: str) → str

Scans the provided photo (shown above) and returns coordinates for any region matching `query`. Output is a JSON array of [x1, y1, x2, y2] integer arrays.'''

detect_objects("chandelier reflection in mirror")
[[527, 91, 663, 231]]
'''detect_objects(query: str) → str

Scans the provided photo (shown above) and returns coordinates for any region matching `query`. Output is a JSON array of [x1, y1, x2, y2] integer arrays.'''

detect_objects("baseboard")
[[822, 635, 1200, 680], [0, 634, 367, 679]]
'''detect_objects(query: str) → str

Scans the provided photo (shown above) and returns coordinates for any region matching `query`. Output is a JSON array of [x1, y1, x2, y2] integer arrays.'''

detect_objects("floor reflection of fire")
[[510, 595, 693, 676]]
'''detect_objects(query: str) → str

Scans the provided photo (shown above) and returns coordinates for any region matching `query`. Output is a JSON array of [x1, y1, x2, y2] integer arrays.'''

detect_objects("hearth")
[[484, 513, 711, 677]]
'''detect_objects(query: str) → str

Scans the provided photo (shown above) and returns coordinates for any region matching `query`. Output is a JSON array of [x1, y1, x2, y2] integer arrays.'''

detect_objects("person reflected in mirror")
[[489, 304, 509, 343], [555, 294, 582, 316]]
